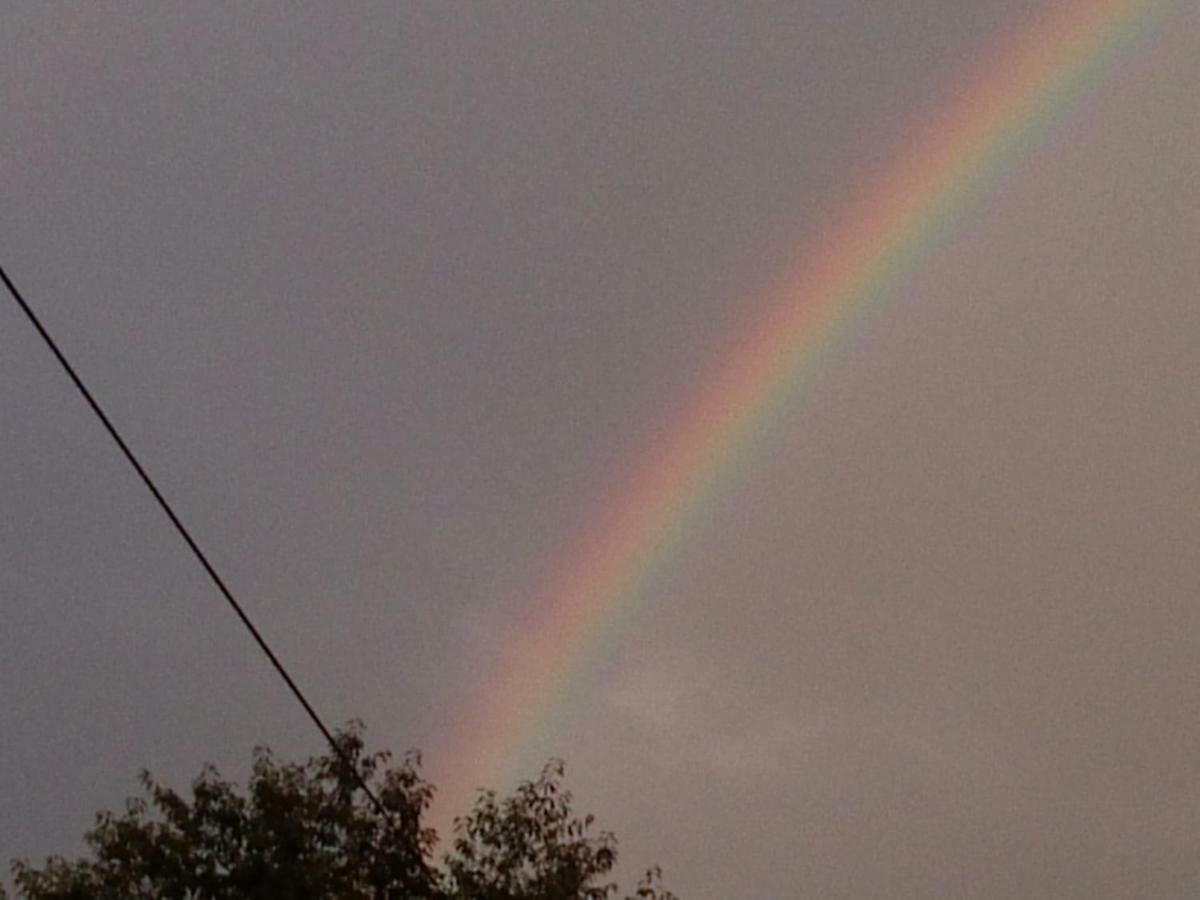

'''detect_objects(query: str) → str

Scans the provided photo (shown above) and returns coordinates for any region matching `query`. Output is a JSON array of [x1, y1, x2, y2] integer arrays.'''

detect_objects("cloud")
[[605, 658, 1018, 802]]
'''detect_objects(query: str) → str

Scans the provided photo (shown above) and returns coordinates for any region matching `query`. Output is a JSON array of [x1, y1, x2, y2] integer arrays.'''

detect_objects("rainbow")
[[437, 0, 1171, 811]]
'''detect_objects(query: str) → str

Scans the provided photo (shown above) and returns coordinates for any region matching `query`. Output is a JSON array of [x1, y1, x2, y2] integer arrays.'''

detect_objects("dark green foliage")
[[7, 725, 674, 900]]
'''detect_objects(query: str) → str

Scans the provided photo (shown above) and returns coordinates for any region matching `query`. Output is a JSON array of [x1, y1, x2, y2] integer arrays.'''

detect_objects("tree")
[[5, 725, 674, 900]]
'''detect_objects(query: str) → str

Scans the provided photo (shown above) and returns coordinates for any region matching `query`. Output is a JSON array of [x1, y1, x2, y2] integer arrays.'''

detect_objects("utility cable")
[[1, 263, 393, 826]]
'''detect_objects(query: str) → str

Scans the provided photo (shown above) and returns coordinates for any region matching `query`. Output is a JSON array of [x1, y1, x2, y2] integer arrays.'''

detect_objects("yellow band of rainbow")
[[438, 0, 1173, 813]]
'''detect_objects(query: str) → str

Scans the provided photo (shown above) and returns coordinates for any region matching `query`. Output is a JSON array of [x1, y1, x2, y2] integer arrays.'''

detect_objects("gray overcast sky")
[[2, 3, 1198, 897]]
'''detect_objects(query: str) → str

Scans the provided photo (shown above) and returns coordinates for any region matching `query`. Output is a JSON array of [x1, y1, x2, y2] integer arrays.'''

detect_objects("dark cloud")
[[3, 4, 1197, 896]]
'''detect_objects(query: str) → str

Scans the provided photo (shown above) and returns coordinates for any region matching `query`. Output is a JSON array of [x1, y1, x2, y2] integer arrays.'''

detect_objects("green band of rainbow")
[[438, 0, 1172, 810]]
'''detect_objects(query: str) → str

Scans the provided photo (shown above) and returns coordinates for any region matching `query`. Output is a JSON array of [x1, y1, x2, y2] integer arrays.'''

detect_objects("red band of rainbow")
[[437, 0, 1172, 814]]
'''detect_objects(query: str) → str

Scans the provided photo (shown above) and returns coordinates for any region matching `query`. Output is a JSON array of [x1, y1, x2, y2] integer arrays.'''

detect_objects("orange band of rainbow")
[[438, 0, 1172, 813]]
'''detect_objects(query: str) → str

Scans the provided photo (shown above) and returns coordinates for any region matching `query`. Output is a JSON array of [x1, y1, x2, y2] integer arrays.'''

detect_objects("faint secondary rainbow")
[[437, 0, 1170, 811]]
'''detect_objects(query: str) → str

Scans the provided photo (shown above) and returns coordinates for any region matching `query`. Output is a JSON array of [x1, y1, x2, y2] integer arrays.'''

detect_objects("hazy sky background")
[[3, 4, 1198, 897]]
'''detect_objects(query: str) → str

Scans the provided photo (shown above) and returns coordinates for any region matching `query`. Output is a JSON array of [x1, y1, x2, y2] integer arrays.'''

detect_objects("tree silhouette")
[[6, 724, 674, 900]]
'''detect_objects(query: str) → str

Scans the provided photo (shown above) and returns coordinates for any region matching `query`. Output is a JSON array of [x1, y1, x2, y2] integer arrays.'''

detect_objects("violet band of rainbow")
[[437, 0, 1174, 813]]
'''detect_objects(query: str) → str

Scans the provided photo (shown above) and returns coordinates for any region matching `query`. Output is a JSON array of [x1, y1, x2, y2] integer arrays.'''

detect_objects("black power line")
[[1, 263, 392, 825]]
